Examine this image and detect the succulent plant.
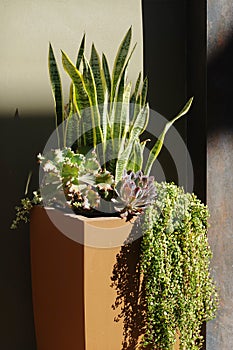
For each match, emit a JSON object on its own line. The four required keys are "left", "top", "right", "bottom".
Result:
{"left": 112, "top": 170, "right": 156, "bottom": 221}
{"left": 39, "top": 150, "right": 156, "bottom": 221}
{"left": 39, "top": 148, "right": 114, "bottom": 212}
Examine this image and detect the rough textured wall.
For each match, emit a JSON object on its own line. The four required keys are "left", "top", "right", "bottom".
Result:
{"left": 207, "top": 0, "right": 233, "bottom": 348}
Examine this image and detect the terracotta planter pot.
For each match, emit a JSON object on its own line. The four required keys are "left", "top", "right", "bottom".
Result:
{"left": 30, "top": 206, "right": 180, "bottom": 350}
{"left": 30, "top": 206, "right": 142, "bottom": 350}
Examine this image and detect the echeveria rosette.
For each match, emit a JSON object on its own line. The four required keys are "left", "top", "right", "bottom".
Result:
{"left": 112, "top": 170, "right": 156, "bottom": 221}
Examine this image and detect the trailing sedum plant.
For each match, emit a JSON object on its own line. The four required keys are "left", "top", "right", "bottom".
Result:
{"left": 140, "top": 182, "right": 219, "bottom": 350}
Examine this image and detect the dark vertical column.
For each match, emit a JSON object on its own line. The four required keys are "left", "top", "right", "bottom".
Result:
{"left": 186, "top": 1, "right": 207, "bottom": 202}
{"left": 142, "top": 0, "right": 187, "bottom": 186}
{"left": 186, "top": 0, "right": 207, "bottom": 349}
{"left": 206, "top": 0, "right": 233, "bottom": 349}
{"left": 186, "top": 3, "right": 207, "bottom": 348}
{"left": 142, "top": 0, "right": 207, "bottom": 196}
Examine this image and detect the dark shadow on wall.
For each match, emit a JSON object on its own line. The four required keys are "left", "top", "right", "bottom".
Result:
{"left": 0, "top": 114, "right": 54, "bottom": 350}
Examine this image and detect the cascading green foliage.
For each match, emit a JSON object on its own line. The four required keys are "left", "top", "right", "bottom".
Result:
{"left": 48, "top": 27, "right": 193, "bottom": 182}
{"left": 140, "top": 182, "right": 219, "bottom": 350}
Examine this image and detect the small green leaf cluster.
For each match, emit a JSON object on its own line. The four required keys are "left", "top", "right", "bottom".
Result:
{"left": 141, "top": 182, "right": 219, "bottom": 349}
{"left": 11, "top": 192, "right": 41, "bottom": 229}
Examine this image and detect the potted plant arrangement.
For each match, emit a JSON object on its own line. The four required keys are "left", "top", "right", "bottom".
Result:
{"left": 12, "top": 27, "right": 218, "bottom": 350}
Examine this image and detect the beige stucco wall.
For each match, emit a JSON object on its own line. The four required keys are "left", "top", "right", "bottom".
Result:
{"left": 0, "top": 0, "right": 143, "bottom": 117}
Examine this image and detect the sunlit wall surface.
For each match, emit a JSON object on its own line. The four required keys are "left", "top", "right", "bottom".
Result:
{"left": 0, "top": 0, "right": 143, "bottom": 117}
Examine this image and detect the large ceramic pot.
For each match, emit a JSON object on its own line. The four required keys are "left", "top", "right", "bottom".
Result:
{"left": 30, "top": 206, "right": 143, "bottom": 350}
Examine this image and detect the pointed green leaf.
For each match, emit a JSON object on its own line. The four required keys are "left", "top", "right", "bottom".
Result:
{"left": 140, "top": 138, "right": 150, "bottom": 154}
{"left": 61, "top": 50, "right": 89, "bottom": 113}
{"left": 48, "top": 43, "right": 63, "bottom": 130}
{"left": 101, "top": 90, "right": 109, "bottom": 167}
{"left": 127, "top": 140, "right": 143, "bottom": 172}
{"left": 144, "top": 97, "right": 194, "bottom": 175}
{"left": 130, "top": 72, "right": 141, "bottom": 123}
{"left": 130, "top": 72, "right": 141, "bottom": 104}
{"left": 65, "top": 112, "right": 81, "bottom": 150}
{"left": 102, "top": 53, "right": 111, "bottom": 95}
{"left": 111, "top": 27, "right": 132, "bottom": 102}
{"left": 90, "top": 44, "right": 104, "bottom": 106}
{"left": 62, "top": 51, "right": 99, "bottom": 149}
{"left": 24, "top": 171, "right": 32, "bottom": 195}
{"left": 141, "top": 77, "right": 148, "bottom": 107}
{"left": 130, "top": 91, "right": 142, "bottom": 132}
{"left": 115, "top": 104, "right": 149, "bottom": 182}
{"left": 83, "top": 56, "right": 104, "bottom": 147}
{"left": 118, "top": 82, "right": 132, "bottom": 139}
{"left": 76, "top": 33, "right": 85, "bottom": 69}
{"left": 82, "top": 56, "right": 98, "bottom": 107}
{"left": 110, "top": 43, "right": 136, "bottom": 136}
{"left": 128, "top": 103, "right": 149, "bottom": 141}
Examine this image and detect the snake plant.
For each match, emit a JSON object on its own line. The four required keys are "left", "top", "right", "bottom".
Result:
{"left": 49, "top": 27, "right": 193, "bottom": 183}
